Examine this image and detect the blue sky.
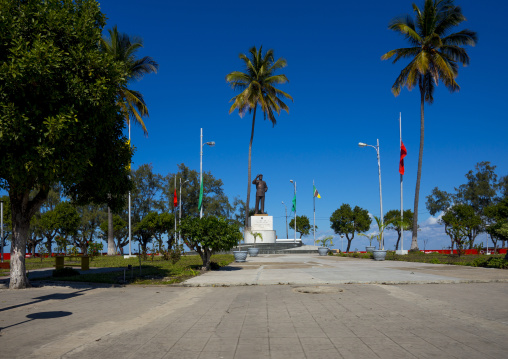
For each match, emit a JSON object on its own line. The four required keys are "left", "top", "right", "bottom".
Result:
{"left": 96, "top": 0, "right": 507, "bottom": 251}
{"left": 6, "top": 0, "right": 507, "bottom": 252}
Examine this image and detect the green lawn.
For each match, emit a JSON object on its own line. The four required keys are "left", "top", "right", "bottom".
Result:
{"left": 1, "top": 254, "right": 235, "bottom": 285}
{"left": 337, "top": 251, "right": 508, "bottom": 268}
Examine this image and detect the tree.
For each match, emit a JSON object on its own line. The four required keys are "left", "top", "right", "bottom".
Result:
{"left": 100, "top": 25, "right": 158, "bottom": 135}
{"left": 36, "top": 202, "right": 80, "bottom": 255}
{"left": 288, "top": 215, "right": 316, "bottom": 239}
{"left": 484, "top": 198, "right": 508, "bottom": 253}
{"left": 162, "top": 164, "right": 236, "bottom": 219}
{"left": 226, "top": 46, "right": 293, "bottom": 227}
{"left": 180, "top": 216, "right": 242, "bottom": 270}
{"left": 134, "top": 212, "right": 175, "bottom": 253}
{"left": 384, "top": 209, "right": 414, "bottom": 250}
{"left": 72, "top": 204, "right": 106, "bottom": 254}
{"left": 100, "top": 27, "right": 158, "bottom": 254}
{"left": 330, "top": 204, "right": 371, "bottom": 252}
{"left": 382, "top": 0, "right": 477, "bottom": 250}
{"left": 440, "top": 204, "right": 481, "bottom": 255}
{"left": 0, "top": 0, "right": 132, "bottom": 288}
{"left": 455, "top": 161, "right": 498, "bottom": 214}
{"left": 0, "top": 195, "right": 12, "bottom": 255}
{"left": 100, "top": 214, "right": 128, "bottom": 254}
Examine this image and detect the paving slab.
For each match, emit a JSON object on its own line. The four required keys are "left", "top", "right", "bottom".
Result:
{"left": 182, "top": 254, "right": 508, "bottom": 286}
{"left": 1, "top": 254, "right": 508, "bottom": 359}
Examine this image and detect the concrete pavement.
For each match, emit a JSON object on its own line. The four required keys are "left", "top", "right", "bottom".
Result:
{"left": 1, "top": 254, "right": 508, "bottom": 358}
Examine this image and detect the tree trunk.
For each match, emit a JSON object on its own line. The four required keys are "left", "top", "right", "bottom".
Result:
{"left": 200, "top": 249, "right": 212, "bottom": 271}
{"left": 107, "top": 206, "right": 115, "bottom": 255}
{"left": 9, "top": 190, "right": 47, "bottom": 289}
{"left": 395, "top": 231, "right": 401, "bottom": 250}
{"left": 346, "top": 238, "right": 353, "bottom": 252}
{"left": 411, "top": 82, "right": 425, "bottom": 250}
{"left": 245, "top": 106, "right": 257, "bottom": 228}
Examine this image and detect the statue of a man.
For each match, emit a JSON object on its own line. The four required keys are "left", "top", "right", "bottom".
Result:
{"left": 252, "top": 174, "right": 268, "bottom": 214}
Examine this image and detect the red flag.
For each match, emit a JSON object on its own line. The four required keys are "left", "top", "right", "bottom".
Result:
{"left": 399, "top": 141, "right": 407, "bottom": 175}
{"left": 173, "top": 189, "right": 178, "bottom": 207}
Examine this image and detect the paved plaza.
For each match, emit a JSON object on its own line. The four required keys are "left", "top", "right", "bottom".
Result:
{"left": 1, "top": 254, "right": 508, "bottom": 358}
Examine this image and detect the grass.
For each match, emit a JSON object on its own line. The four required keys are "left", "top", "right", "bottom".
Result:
{"left": 336, "top": 250, "right": 508, "bottom": 268}
{"left": 1, "top": 254, "right": 235, "bottom": 285}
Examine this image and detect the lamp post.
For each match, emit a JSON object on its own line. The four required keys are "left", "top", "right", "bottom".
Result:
{"left": 179, "top": 178, "right": 189, "bottom": 247}
{"left": 358, "top": 139, "right": 384, "bottom": 250}
{"left": 200, "top": 128, "right": 215, "bottom": 219}
{"left": 289, "top": 180, "right": 296, "bottom": 243}
{"left": 281, "top": 201, "right": 288, "bottom": 239}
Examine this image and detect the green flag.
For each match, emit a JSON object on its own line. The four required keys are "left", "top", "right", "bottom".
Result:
{"left": 291, "top": 194, "right": 296, "bottom": 212}
{"left": 198, "top": 178, "right": 203, "bottom": 212}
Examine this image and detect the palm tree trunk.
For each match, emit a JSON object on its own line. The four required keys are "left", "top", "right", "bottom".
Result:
{"left": 245, "top": 106, "right": 257, "bottom": 228}
{"left": 411, "top": 83, "right": 424, "bottom": 250}
{"left": 107, "top": 206, "right": 115, "bottom": 255}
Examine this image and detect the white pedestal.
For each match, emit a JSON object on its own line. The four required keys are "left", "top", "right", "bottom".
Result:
{"left": 245, "top": 215, "right": 276, "bottom": 244}
{"left": 395, "top": 250, "right": 408, "bottom": 255}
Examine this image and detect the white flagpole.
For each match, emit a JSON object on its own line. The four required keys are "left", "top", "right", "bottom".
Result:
{"left": 313, "top": 180, "right": 316, "bottom": 247}
{"left": 128, "top": 120, "right": 132, "bottom": 256}
{"left": 400, "top": 112, "right": 404, "bottom": 252}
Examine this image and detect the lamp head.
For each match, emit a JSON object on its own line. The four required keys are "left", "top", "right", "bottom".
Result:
{"left": 289, "top": 179, "right": 293, "bottom": 183}
{"left": 206, "top": 141, "right": 215, "bottom": 147}
{"left": 358, "top": 142, "right": 367, "bottom": 147}
{"left": 281, "top": 201, "right": 284, "bottom": 204}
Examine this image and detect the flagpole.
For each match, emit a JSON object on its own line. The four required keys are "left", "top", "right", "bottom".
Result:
{"left": 174, "top": 176, "right": 177, "bottom": 248}
{"left": 399, "top": 112, "right": 404, "bottom": 253}
{"left": 313, "top": 179, "right": 316, "bottom": 247}
{"left": 128, "top": 120, "right": 132, "bottom": 257}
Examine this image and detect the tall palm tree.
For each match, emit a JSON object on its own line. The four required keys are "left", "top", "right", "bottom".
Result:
{"left": 226, "top": 46, "right": 292, "bottom": 227}
{"left": 101, "top": 25, "right": 159, "bottom": 135}
{"left": 382, "top": 0, "right": 476, "bottom": 250}
{"left": 101, "top": 26, "right": 158, "bottom": 254}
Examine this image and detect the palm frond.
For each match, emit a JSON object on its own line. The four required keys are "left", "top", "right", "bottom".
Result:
{"left": 442, "top": 29, "right": 477, "bottom": 47}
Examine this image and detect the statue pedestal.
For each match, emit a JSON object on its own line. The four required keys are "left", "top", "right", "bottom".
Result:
{"left": 244, "top": 215, "right": 276, "bottom": 244}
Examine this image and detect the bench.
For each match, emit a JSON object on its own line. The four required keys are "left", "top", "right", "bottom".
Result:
{"left": 55, "top": 256, "right": 90, "bottom": 270}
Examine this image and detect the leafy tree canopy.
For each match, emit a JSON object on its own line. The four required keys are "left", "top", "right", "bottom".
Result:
{"left": 180, "top": 216, "right": 242, "bottom": 270}
{"left": 288, "top": 215, "right": 316, "bottom": 239}
{"left": 0, "top": 0, "right": 132, "bottom": 288}
{"left": 330, "top": 204, "right": 371, "bottom": 252}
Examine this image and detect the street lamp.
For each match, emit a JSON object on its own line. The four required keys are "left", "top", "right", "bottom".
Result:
{"left": 289, "top": 180, "right": 296, "bottom": 243}
{"left": 200, "top": 128, "right": 215, "bottom": 218}
{"left": 179, "top": 178, "right": 189, "bottom": 247}
{"left": 281, "top": 201, "right": 288, "bottom": 239}
{"left": 358, "top": 139, "right": 385, "bottom": 250}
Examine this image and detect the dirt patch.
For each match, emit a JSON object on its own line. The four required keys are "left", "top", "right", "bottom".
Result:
{"left": 293, "top": 286, "right": 344, "bottom": 294}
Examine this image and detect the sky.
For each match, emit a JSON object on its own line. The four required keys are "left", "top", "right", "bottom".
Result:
{"left": 6, "top": 0, "right": 508, "bottom": 252}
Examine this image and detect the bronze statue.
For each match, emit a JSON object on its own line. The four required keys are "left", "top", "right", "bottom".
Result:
{"left": 252, "top": 174, "right": 268, "bottom": 214}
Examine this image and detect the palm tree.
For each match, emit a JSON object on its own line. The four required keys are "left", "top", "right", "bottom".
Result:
{"left": 101, "top": 26, "right": 158, "bottom": 254}
{"left": 226, "top": 46, "right": 292, "bottom": 227}
{"left": 382, "top": 0, "right": 476, "bottom": 250}
{"left": 101, "top": 25, "right": 159, "bottom": 134}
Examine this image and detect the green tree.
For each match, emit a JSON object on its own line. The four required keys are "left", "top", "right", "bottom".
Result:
{"left": 330, "top": 204, "right": 371, "bottom": 252}
{"left": 0, "top": 0, "right": 132, "bottom": 288}
{"left": 288, "top": 215, "right": 316, "bottom": 239}
{"left": 0, "top": 195, "right": 12, "bottom": 256}
{"left": 384, "top": 209, "right": 414, "bottom": 250}
{"left": 455, "top": 161, "right": 498, "bottom": 214}
{"left": 484, "top": 198, "right": 508, "bottom": 253}
{"left": 440, "top": 203, "right": 481, "bottom": 255}
{"left": 72, "top": 204, "right": 106, "bottom": 254}
{"left": 100, "top": 214, "right": 128, "bottom": 254}
{"left": 36, "top": 202, "right": 80, "bottom": 255}
{"left": 180, "top": 216, "right": 242, "bottom": 270}
{"left": 134, "top": 212, "right": 175, "bottom": 253}
{"left": 226, "top": 46, "right": 292, "bottom": 227}
{"left": 163, "top": 164, "right": 236, "bottom": 219}
{"left": 100, "top": 25, "right": 158, "bottom": 135}
{"left": 382, "top": 0, "right": 477, "bottom": 251}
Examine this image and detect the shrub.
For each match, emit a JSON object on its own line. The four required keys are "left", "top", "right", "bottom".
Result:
{"left": 53, "top": 267, "right": 80, "bottom": 277}
{"left": 352, "top": 253, "right": 360, "bottom": 258}
{"left": 486, "top": 257, "right": 508, "bottom": 269}
{"left": 428, "top": 258, "right": 441, "bottom": 264}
